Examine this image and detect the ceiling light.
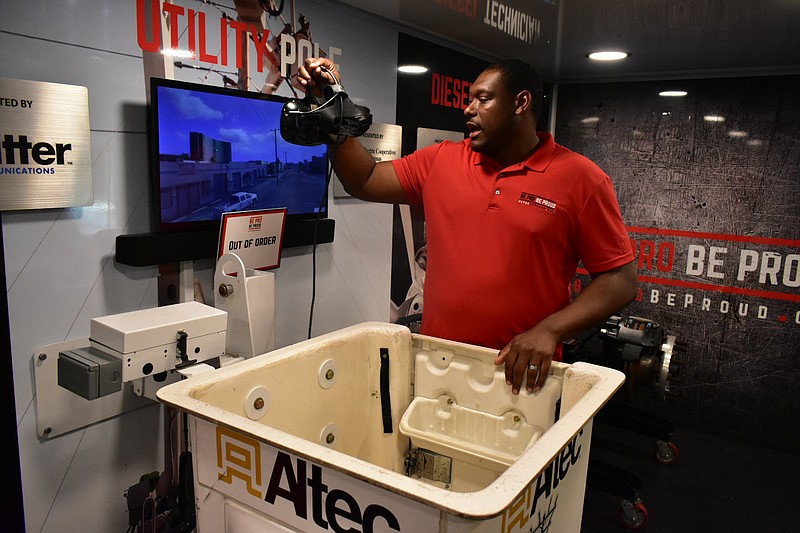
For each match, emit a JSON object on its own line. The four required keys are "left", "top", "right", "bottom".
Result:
{"left": 587, "top": 51, "right": 630, "bottom": 61}
{"left": 728, "top": 130, "right": 748, "bottom": 138}
{"left": 659, "top": 90, "right": 687, "bottom": 97}
{"left": 704, "top": 115, "right": 726, "bottom": 123}
{"left": 398, "top": 65, "right": 428, "bottom": 74}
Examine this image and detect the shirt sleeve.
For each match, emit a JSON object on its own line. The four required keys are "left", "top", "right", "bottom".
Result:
{"left": 391, "top": 142, "right": 448, "bottom": 205}
{"left": 576, "top": 176, "right": 635, "bottom": 273}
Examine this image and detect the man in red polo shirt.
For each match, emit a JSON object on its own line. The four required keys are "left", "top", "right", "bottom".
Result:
{"left": 298, "top": 57, "right": 638, "bottom": 396}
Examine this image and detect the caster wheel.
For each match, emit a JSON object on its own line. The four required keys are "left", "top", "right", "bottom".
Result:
{"left": 619, "top": 499, "right": 648, "bottom": 529}
{"left": 655, "top": 440, "right": 679, "bottom": 465}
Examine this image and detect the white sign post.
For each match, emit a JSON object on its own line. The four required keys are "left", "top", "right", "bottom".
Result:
{"left": 214, "top": 208, "right": 286, "bottom": 358}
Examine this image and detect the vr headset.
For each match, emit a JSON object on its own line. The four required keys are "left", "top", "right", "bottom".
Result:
{"left": 280, "top": 83, "right": 372, "bottom": 146}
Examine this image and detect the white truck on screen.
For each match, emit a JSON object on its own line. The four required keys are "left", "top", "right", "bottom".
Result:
{"left": 213, "top": 192, "right": 258, "bottom": 217}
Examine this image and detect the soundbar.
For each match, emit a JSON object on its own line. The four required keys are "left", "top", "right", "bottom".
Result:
{"left": 115, "top": 218, "right": 335, "bottom": 267}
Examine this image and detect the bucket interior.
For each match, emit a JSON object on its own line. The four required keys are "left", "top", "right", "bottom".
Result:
{"left": 185, "top": 325, "right": 567, "bottom": 493}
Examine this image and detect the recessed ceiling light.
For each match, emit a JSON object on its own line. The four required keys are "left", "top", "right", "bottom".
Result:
{"left": 659, "top": 90, "right": 688, "bottom": 97}
{"left": 398, "top": 65, "right": 428, "bottom": 74}
{"left": 587, "top": 51, "right": 630, "bottom": 61}
{"left": 704, "top": 115, "right": 726, "bottom": 123}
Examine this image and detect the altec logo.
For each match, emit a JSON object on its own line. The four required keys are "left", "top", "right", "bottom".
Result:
{"left": 501, "top": 429, "right": 583, "bottom": 532}
{"left": 216, "top": 426, "right": 401, "bottom": 532}
{"left": 0, "top": 134, "right": 72, "bottom": 165}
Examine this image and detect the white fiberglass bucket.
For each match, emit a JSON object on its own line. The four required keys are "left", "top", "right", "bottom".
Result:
{"left": 156, "top": 322, "right": 624, "bottom": 533}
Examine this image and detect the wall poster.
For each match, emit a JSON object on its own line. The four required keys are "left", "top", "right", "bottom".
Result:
{"left": 556, "top": 75, "right": 800, "bottom": 451}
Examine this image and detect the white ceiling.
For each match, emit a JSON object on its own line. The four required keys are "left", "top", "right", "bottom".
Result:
{"left": 334, "top": 0, "right": 800, "bottom": 82}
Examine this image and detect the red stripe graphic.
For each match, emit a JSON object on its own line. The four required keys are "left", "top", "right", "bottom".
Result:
{"left": 637, "top": 275, "right": 800, "bottom": 303}
{"left": 627, "top": 226, "right": 800, "bottom": 248}
{"left": 576, "top": 268, "right": 800, "bottom": 302}
{"left": 577, "top": 227, "right": 800, "bottom": 303}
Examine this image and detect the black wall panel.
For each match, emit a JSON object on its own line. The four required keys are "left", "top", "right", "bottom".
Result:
{"left": 556, "top": 76, "right": 800, "bottom": 452}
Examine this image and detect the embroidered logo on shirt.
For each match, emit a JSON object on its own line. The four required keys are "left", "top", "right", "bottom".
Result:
{"left": 518, "top": 192, "right": 556, "bottom": 213}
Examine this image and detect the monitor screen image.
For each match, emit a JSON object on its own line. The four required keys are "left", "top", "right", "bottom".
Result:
{"left": 149, "top": 77, "right": 329, "bottom": 233}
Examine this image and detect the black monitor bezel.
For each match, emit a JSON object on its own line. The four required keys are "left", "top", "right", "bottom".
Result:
{"left": 147, "top": 76, "right": 330, "bottom": 236}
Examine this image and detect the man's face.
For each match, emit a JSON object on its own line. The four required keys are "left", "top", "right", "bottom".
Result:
{"left": 464, "top": 67, "right": 518, "bottom": 156}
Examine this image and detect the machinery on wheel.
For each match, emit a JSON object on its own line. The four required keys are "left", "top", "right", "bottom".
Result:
{"left": 597, "top": 315, "right": 685, "bottom": 404}
{"left": 564, "top": 314, "right": 687, "bottom": 529}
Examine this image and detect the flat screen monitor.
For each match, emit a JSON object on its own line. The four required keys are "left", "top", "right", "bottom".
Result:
{"left": 148, "top": 77, "right": 330, "bottom": 234}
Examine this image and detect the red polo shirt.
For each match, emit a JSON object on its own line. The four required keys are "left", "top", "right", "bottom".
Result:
{"left": 392, "top": 132, "right": 634, "bottom": 351}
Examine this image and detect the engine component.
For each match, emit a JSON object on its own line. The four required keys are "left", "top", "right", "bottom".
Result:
{"left": 598, "top": 315, "right": 687, "bottom": 401}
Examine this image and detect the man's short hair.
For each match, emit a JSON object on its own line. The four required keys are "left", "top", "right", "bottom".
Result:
{"left": 486, "top": 59, "right": 543, "bottom": 120}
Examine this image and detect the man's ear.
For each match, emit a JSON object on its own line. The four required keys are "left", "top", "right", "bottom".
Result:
{"left": 515, "top": 90, "right": 532, "bottom": 115}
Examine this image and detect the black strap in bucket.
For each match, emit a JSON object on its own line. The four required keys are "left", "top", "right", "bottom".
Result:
{"left": 380, "top": 347, "right": 393, "bottom": 433}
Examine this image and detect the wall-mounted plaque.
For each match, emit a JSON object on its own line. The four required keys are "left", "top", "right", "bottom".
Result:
{"left": 0, "top": 78, "right": 93, "bottom": 210}
{"left": 333, "top": 123, "right": 402, "bottom": 198}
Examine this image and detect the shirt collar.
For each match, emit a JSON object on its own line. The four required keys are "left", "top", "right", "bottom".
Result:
{"left": 525, "top": 132, "right": 557, "bottom": 172}
{"left": 473, "top": 132, "right": 557, "bottom": 172}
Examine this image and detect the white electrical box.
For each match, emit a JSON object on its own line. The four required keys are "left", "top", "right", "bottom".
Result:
{"left": 90, "top": 301, "right": 227, "bottom": 382}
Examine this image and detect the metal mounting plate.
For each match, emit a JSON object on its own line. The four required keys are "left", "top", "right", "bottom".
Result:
{"left": 33, "top": 337, "right": 154, "bottom": 439}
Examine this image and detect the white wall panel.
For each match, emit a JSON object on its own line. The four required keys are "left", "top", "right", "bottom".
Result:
{"left": 2, "top": 1, "right": 399, "bottom": 531}
{"left": 2, "top": 212, "right": 61, "bottom": 291}
{"left": 38, "top": 405, "right": 164, "bottom": 533}
{"left": 1, "top": 0, "right": 142, "bottom": 57}
{"left": 16, "top": 410, "right": 83, "bottom": 533}
{"left": 0, "top": 33, "right": 148, "bottom": 134}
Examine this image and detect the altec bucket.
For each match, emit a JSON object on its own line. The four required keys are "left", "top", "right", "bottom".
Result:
{"left": 157, "top": 322, "right": 624, "bottom": 532}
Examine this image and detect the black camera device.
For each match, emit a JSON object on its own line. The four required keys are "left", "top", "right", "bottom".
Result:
{"left": 280, "top": 83, "right": 372, "bottom": 146}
